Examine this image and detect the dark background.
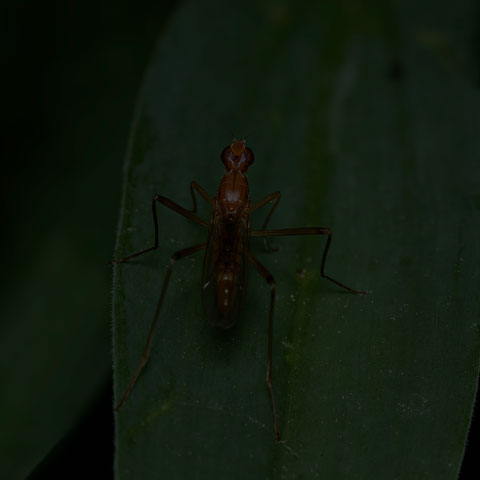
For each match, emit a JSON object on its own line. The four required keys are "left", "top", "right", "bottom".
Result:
{"left": 4, "top": 1, "right": 175, "bottom": 478}
{"left": 3, "top": 1, "right": 478, "bottom": 478}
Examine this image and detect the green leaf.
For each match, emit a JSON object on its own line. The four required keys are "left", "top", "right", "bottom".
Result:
{"left": 113, "top": 0, "right": 480, "bottom": 478}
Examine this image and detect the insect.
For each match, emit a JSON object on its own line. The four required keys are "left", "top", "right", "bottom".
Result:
{"left": 110, "top": 138, "right": 365, "bottom": 441}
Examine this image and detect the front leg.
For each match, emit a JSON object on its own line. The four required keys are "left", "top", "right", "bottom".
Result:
{"left": 251, "top": 191, "right": 281, "bottom": 252}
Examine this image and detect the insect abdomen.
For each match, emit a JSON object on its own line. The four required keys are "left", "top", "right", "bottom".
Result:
{"left": 216, "top": 269, "right": 236, "bottom": 316}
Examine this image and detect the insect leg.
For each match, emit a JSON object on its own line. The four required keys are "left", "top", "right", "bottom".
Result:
{"left": 108, "top": 194, "right": 208, "bottom": 265}
{"left": 190, "top": 181, "right": 213, "bottom": 212}
{"left": 251, "top": 191, "right": 281, "bottom": 252}
{"left": 248, "top": 251, "right": 280, "bottom": 442}
{"left": 250, "top": 227, "right": 366, "bottom": 295}
{"left": 154, "top": 193, "right": 209, "bottom": 227}
{"left": 115, "top": 242, "right": 207, "bottom": 412}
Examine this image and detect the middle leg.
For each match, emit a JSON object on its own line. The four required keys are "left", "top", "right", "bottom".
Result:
{"left": 108, "top": 193, "right": 208, "bottom": 265}
{"left": 250, "top": 227, "right": 366, "bottom": 295}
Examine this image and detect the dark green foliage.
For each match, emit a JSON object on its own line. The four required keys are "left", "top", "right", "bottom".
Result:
{"left": 113, "top": 1, "right": 480, "bottom": 478}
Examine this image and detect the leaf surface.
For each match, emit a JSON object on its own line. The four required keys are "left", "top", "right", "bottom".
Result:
{"left": 113, "top": 1, "right": 480, "bottom": 478}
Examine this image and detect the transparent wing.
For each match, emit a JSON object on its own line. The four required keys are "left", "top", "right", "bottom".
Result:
{"left": 201, "top": 203, "right": 250, "bottom": 329}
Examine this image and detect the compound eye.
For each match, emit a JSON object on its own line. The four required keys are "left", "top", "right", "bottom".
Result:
{"left": 220, "top": 146, "right": 231, "bottom": 166}
{"left": 244, "top": 147, "right": 254, "bottom": 166}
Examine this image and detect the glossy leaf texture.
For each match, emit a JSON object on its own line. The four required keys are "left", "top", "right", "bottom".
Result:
{"left": 112, "top": 0, "right": 480, "bottom": 478}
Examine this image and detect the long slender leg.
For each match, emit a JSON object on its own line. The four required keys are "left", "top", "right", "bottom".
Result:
{"left": 190, "top": 181, "right": 213, "bottom": 211}
{"left": 249, "top": 251, "right": 280, "bottom": 442}
{"left": 250, "top": 227, "right": 366, "bottom": 295}
{"left": 108, "top": 193, "right": 209, "bottom": 265}
{"left": 251, "top": 191, "right": 281, "bottom": 251}
{"left": 154, "top": 193, "right": 209, "bottom": 227}
{"left": 115, "top": 242, "right": 207, "bottom": 411}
